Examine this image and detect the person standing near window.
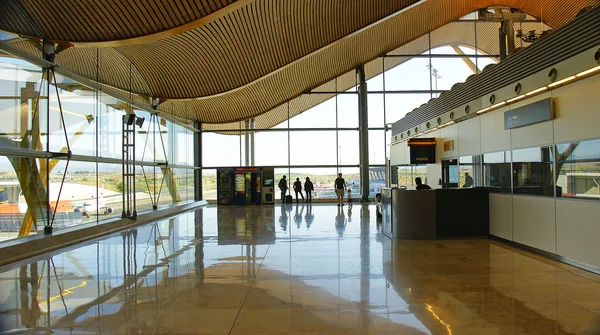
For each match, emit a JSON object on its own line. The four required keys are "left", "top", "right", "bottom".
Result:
{"left": 278, "top": 175, "right": 288, "bottom": 203}
{"left": 293, "top": 177, "right": 304, "bottom": 203}
{"left": 334, "top": 173, "right": 346, "bottom": 206}
{"left": 304, "top": 177, "right": 314, "bottom": 203}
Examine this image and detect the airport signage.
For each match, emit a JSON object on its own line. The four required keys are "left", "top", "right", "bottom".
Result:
{"left": 408, "top": 138, "right": 436, "bottom": 164}
{"left": 505, "top": 98, "right": 554, "bottom": 130}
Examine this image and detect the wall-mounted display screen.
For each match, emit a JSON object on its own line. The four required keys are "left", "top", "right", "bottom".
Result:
{"left": 408, "top": 138, "right": 436, "bottom": 164}
{"left": 264, "top": 178, "right": 274, "bottom": 186}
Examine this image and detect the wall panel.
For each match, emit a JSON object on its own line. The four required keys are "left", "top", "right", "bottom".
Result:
{"left": 457, "top": 116, "right": 481, "bottom": 156}
{"left": 512, "top": 196, "right": 556, "bottom": 253}
{"left": 480, "top": 106, "right": 510, "bottom": 153}
{"left": 556, "top": 199, "right": 600, "bottom": 268}
{"left": 489, "top": 193, "right": 513, "bottom": 240}
{"left": 390, "top": 142, "right": 408, "bottom": 166}
{"left": 553, "top": 75, "right": 600, "bottom": 144}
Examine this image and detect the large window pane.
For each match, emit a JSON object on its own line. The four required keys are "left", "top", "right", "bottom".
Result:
{"left": 385, "top": 93, "right": 432, "bottom": 124}
{"left": 290, "top": 131, "right": 336, "bottom": 166}
{"left": 0, "top": 58, "right": 44, "bottom": 151}
{"left": 274, "top": 168, "right": 290, "bottom": 202}
{"left": 459, "top": 155, "right": 482, "bottom": 188}
{"left": 384, "top": 57, "right": 431, "bottom": 91}
{"left": 202, "top": 132, "right": 241, "bottom": 167}
{"left": 366, "top": 58, "right": 384, "bottom": 92}
{"left": 368, "top": 93, "right": 385, "bottom": 128}
{"left": 512, "top": 146, "right": 554, "bottom": 197}
{"left": 96, "top": 162, "right": 124, "bottom": 221}
{"left": 337, "top": 94, "right": 358, "bottom": 128}
{"left": 484, "top": 151, "right": 512, "bottom": 193}
{"left": 337, "top": 131, "right": 359, "bottom": 165}
{"left": 202, "top": 169, "right": 217, "bottom": 201}
{"left": 431, "top": 56, "right": 478, "bottom": 91}
{"left": 368, "top": 130, "right": 386, "bottom": 165}
{"left": 556, "top": 139, "right": 600, "bottom": 199}
{"left": 48, "top": 84, "right": 97, "bottom": 156}
{"left": 255, "top": 130, "right": 289, "bottom": 166}
{"left": 289, "top": 96, "right": 336, "bottom": 128}
{"left": 98, "top": 93, "right": 126, "bottom": 160}
{"left": 288, "top": 168, "right": 338, "bottom": 200}
{"left": 369, "top": 166, "right": 386, "bottom": 198}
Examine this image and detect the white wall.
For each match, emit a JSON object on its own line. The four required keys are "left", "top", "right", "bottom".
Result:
{"left": 390, "top": 73, "right": 600, "bottom": 270}
{"left": 553, "top": 74, "right": 600, "bottom": 143}
{"left": 390, "top": 141, "right": 408, "bottom": 166}
{"left": 512, "top": 196, "right": 556, "bottom": 253}
{"left": 457, "top": 117, "right": 481, "bottom": 156}
{"left": 489, "top": 194, "right": 513, "bottom": 240}
{"left": 480, "top": 106, "right": 510, "bottom": 153}
{"left": 556, "top": 199, "right": 600, "bottom": 268}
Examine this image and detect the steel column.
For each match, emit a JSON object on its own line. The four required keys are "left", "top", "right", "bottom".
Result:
{"left": 244, "top": 120, "right": 250, "bottom": 167}
{"left": 357, "top": 65, "right": 369, "bottom": 201}
{"left": 194, "top": 121, "right": 202, "bottom": 201}
{"left": 250, "top": 118, "right": 255, "bottom": 166}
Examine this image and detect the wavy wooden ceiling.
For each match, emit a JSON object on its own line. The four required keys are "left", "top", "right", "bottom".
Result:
{"left": 204, "top": 19, "right": 550, "bottom": 132}
{"left": 1, "top": 0, "right": 598, "bottom": 126}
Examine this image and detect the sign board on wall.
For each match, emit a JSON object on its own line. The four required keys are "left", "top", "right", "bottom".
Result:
{"left": 443, "top": 140, "right": 454, "bottom": 152}
{"left": 408, "top": 138, "right": 436, "bottom": 164}
{"left": 504, "top": 98, "right": 554, "bottom": 129}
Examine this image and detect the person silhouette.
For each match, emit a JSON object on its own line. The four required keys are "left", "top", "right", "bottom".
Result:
{"left": 304, "top": 177, "right": 314, "bottom": 203}
{"left": 293, "top": 177, "right": 304, "bottom": 203}
{"left": 415, "top": 177, "right": 431, "bottom": 190}
{"left": 463, "top": 172, "right": 474, "bottom": 188}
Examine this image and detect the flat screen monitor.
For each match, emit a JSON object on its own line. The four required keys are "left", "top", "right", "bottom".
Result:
{"left": 264, "top": 178, "right": 274, "bottom": 186}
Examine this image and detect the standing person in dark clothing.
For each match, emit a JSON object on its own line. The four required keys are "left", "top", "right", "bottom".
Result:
{"left": 278, "top": 175, "right": 288, "bottom": 203}
{"left": 415, "top": 177, "right": 432, "bottom": 190}
{"left": 334, "top": 173, "right": 346, "bottom": 206}
{"left": 463, "top": 172, "right": 474, "bottom": 188}
{"left": 304, "top": 177, "right": 314, "bottom": 203}
{"left": 293, "top": 178, "right": 304, "bottom": 203}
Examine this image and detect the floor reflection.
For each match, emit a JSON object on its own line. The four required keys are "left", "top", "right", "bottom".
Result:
{"left": 0, "top": 204, "right": 598, "bottom": 334}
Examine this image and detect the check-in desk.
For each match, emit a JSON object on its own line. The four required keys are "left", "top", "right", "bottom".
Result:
{"left": 381, "top": 188, "right": 489, "bottom": 239}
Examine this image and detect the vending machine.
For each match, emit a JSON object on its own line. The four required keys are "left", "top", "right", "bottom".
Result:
{"left": 217, "top": 167, "right": 275, "bottom": 206}
{"left": 261, "top": 168, "right": 275, "bottom": 205}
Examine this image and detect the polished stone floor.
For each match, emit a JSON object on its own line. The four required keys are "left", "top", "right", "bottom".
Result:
{"left": 0, "top": 204, "right": 599, "bottom": 334}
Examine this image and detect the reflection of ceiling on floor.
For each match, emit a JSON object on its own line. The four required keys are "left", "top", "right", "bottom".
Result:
{"left": 0, "top": 0, "right": 597, "bottom": 125}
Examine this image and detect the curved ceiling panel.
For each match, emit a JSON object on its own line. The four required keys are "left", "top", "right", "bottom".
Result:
{"left": 1, "top": 0, "right": 597, "bottom": 126}
{"left": 203, "top": 19, "right": 533, "bottom": 131}
{"left": 0, "top": 0, "right": 239, "bottom": 42}
{"left": 165, "top": 0, "right": 598, "bottom": 124}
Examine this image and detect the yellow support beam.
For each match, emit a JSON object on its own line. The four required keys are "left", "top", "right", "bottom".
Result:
{"left": 451, "top": 45, "right": 479, "bottom": 74}
{"left": 161, "top": 167, "right": 182, "bottom": 203}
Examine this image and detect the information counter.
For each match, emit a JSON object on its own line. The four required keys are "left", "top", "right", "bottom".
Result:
{"left": 381, "top": 188, "right": 489, "bottom": 240}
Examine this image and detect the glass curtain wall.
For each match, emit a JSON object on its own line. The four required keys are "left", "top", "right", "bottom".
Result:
{"left": 0, "top": 53, "right": 197, "bottom": 242}
{"left": 201, "top": 19, "right": 498, "bottom": 199}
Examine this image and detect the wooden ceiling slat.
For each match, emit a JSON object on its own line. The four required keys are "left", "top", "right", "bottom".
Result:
{"left": 2, "top": 0, "right": 597, "bottom": 125}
